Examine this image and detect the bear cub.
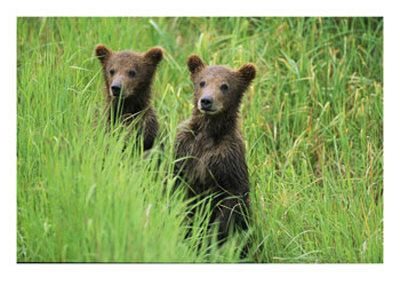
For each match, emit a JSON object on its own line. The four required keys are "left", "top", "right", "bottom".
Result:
{"left": 95, "top": 44, "right": 163, "bottom": 151}
{"left": 174, "top": 55, "right": 256, "bottom": 241}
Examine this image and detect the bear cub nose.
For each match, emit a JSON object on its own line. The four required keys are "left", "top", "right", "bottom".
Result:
{"left": 111, "top": 83, "right": 121, "bottom": 97}
{"left": 200, "top": 96, "right": 213, "bottom": 110}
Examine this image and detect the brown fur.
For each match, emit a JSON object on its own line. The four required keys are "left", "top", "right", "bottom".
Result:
{"left": 94, "top": 44, "right": 163, "bottom": 150}
{"left": 174, "top": 55, "right": 256, "bottom": 240}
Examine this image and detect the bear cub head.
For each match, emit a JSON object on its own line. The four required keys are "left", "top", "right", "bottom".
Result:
{"left": 187, "top": 55, "right": 256, "bottom": 116}
{"left": 95, "top": 44, "right": 163, "bottom": 100}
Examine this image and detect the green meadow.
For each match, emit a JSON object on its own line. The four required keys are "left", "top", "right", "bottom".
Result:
{"left": 17, "top": 17, "right": 383, "bottom": 262}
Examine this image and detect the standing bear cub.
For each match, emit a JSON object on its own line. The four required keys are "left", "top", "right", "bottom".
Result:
{"left": 174, "top": 55, "right": 256, "bottom": 240}
{"left": 95, "top": 44, "right": 163, "bottom": 151}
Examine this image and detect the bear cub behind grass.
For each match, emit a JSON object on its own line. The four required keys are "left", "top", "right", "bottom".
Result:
{"left": 95, "top": 44, "right": 163, "bottom": 151}
{"left": 174, "top": 55, "right": 256, "bottom": 241}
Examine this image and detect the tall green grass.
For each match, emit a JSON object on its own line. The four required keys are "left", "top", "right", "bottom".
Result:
{"left": 17, "top": 17, "right": 383, "bottom": 262}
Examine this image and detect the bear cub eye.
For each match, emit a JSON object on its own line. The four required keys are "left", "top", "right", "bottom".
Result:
{"left": 220, "top": 84, "right": 228, "bottom": 91}
{"left": 128, "top": 69, "right": 136, "bottom": 77}
{"left": 200, "top": 81, "right": 205, "bottom": 88}
{"left": 109, "top": 68, "right": 115, "bottom": 76}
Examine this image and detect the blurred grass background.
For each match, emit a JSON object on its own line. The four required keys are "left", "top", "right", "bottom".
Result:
{"left": 17, "top": 17, "right": 383, "bottom": 262}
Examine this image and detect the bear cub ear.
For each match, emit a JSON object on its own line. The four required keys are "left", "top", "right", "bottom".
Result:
{"left": 144, "top": 47, "right": 163, "bottom": 65}
{"left": 95, "top": 44, "right": 113, "bottom": 64}
{"left": 237, "top": 63, "right": 257, "bottom": 84}
{"left": 187, "top": 55, "right": 206, "bottom": 74}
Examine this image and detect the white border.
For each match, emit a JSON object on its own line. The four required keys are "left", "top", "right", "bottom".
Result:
{"left": 7, "top": 0, "right": 386, "bottom": 16}
{"left": 2, "top": 1, "right": 399, "bottom": 300}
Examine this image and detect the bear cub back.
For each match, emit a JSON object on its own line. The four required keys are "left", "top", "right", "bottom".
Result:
{"left": 174, "top": 55, "right": 256, "bottom": 240}
{"left": 95, "top": 44, "right": 163, "bottom": 151}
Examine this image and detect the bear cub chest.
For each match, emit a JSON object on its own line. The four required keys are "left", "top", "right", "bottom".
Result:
{"left": 180, "top": 131, "right": 233, "bottom": 187}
